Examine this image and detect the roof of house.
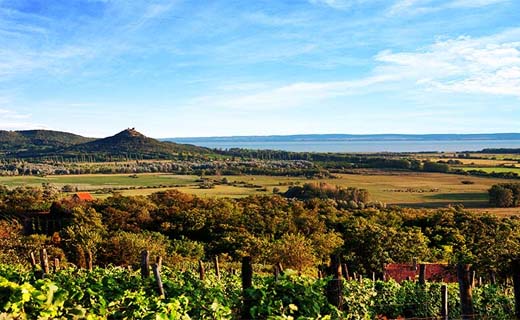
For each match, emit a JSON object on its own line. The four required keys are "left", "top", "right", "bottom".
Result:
{"left": 73, "top": 192, "right": 94, "bottom": 201}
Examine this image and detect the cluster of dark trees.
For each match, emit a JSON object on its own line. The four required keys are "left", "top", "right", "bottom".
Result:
{"left": 489, "top": 183, "right": 520, "bottom": 207}
{"left": 2, "top": 186, "right": 520, "bottom": 278}
{"left": 481, "top": 148, "right": 520, "bottom": 154}
{"left": 284, "top": 182, "right": 369, "bottom": 203}
{"left": 0, "top": 159, "right": 325, "bottom": 178}
{"left": 460, "top": 169, "right": 519, "bottom": 180}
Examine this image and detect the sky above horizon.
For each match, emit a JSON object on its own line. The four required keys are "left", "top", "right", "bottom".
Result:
{"left": 0, "top": 0, "right": 519, "bottom": 138}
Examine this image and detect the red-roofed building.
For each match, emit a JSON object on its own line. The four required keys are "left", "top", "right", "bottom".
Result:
{"left": 72, "top": 192, "right": 94, "bottom": 202}
{"left": 384, "top": 263, "right": 457, "bottom": 283}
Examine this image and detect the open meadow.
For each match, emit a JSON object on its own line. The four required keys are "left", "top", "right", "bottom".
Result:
{"left": 1, "top": 170, "right": 518, "bottom": 214}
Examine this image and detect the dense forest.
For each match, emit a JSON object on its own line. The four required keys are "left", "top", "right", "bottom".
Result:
{"left": 1, "top": 185, "right": 519, "bottom": 279}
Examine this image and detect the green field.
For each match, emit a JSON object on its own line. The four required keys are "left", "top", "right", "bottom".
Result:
{"left": 461, "top": 167, "right": 520, "bottom": 174}
{"left": 0, "top": 174, "right": 197, "bottom": 189}
{"left": 2, "top": 171, "right": 518, "bottom": 213}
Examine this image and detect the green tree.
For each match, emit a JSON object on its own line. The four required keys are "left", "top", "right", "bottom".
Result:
{"left": 489, "top": 185, "right": 514, "bottom": 207}
{"left": 62, "top": 207, "right": 106, "bottom": 267}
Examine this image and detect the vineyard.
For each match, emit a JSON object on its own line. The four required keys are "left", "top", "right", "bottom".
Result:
{"left": 0, "top": 262, "right": 516, "bottom": 319}
{"left": 3, "top": 185, "right": 520, "bottom": 319}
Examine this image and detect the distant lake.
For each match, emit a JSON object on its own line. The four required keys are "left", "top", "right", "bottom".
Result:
{"left": 167, "top": 139, "right": 520, "bottom": 153}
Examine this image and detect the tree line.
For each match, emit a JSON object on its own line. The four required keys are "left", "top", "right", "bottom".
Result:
{"left": 1, "top": 185, "right": 520, "bottom": 279}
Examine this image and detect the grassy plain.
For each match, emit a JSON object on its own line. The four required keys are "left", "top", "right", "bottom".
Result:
{"left": 460, "top": 167, "right": 520, "bottom": 174}
{"left": 0, "top": 174, "right": 195, "bottom": 188}
{"left": 1, "top": 171, "right": 519, "bottom": 214}
{"left": 426, "top": 157, "right": 517, "bottom": 166}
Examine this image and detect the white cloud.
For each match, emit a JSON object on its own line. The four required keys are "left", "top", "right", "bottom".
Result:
{"left": 388, "top": 0, "right": 509, "bottom": 15}
{"left": 448, "top": 0, "right": 509, "bottom": 8}
{"left": 188, "top": 74, "right": 397, "bottom": 110}
{"left": 387, "top": 0, "right": 425, "bottom": 15}
{"left": 374, "top": 29, "right": 520, "bottom": 97}
{"left": 309, "top": 0, "right": 352, "bottom": 9}
{"left": 186, "top": 28, "right": 520, "bottom": 113}
{"left": 308, "top": 0, "right": 381, "bottom": 9}
{"left": 0, "top": 108, "right": 31, "bottom": 120}
{"left": 0, "top": 106, "right": 44, "bottom": 130}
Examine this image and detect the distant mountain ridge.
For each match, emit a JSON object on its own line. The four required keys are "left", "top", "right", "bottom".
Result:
{"left": 0, "top": 128, "right": 210, "bottom": 158}
{"left": 0, "top": 130, "right": 93, "bottom": 151}
{"left": 67, "top": 128, "right": 209, "bottom": 158}
{"left": 167, "top": 133, "right": 520, "bottom": 143}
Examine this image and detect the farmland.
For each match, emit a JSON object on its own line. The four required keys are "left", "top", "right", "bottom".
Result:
{"left": 461, "top": 166, "right": 520, "bottom": 174}
{"left": 1, "top": 170, "right": 518, "bottom": 213}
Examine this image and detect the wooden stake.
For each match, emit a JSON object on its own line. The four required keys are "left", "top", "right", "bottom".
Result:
{"left": 54, "top": 258, "right": 60, "bottom": 272}
{"left": 441, "top": 284, "right": 448, "bottom": 320}
{"left": 141, "top": 250, "right": 150, "bottom": 278}
{"left": 199, "top": 260, "right": 205, "bottom": 280}
{"left": 419, "top": 264, "right": 426, "bottom": 285}
{"left": 512, "top": 259, "right": 520, "bottom": 319}
{"left": 152, "top": 260, "right": 165, "bottom": 297}
{"left": 213, "top": 256, "right": 220, "bottom": 280}
{"left": 156, "top": 256, "right": 162, "bottom": 269}
{"left": 29, "top": 252, "right": 36, "bottom": 270}
{"left": 326, "top": 255, "right": 343, "bottom": 311}
{"left": 40, "top": 249, "right": 49, "bottom": 276}
{"left": 457, "top": 264, "right": 474, "bottom": 320}
{"left": 490, "top": 270, "right": 496, "bottom": 285}
{"left": 342, "top": 263, "right": 350, "bottom": 280}
{"left": 277, "top": 262, "right": 284, "bottom": 274}
{"left": 86, "top": 249, "right": 93, "bottom": 271}
{"left": 241, "top": 256, "right": 253, "bottom": 320}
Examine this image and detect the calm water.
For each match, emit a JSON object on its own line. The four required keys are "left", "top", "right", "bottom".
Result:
{"left": 173, "top": 139, "right": 520, "bottom": 153}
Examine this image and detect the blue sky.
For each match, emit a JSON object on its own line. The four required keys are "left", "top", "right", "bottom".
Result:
{"left": 0, "top": 0, "right": 519, "bottom": 137}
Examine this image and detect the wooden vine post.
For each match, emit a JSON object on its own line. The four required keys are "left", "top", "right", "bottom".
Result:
{"left": 214, "top": 256, "right": 220, "bottom": 280}
{"left": 457, "top": 264, "right": 474, "bottom": 320}
{"left": 441, "top": 284, "right": 448, "bottom": 320}
{"left": 512, "top": 259, "right": 520, "bottom": 319}
{"left": 419, "top": 264, "right": 426, "bottom": 285}
{"left": 29, "top": 252, "right": 37, "bottom": 270}
{"left": 86, "top": 249, "right": 93, "bottom": 272}
{"left": 342, "top": 263, "right": 350, "bottom": 280}
{"left": 54, "top": 258, "right": 60, "bottom": 272}
{"left": 199, "top": 260, "right": 205, "bottom": 281}
{"left": 152, "top": 257, "right": 165, "bottom": 297}
{"left": 326, "top": 255, "right": 343, "bottom": 311}
{"left": 276, "top": 262, "right": 284, "bottom": 274}
{"left": 39, "top": 249, "right": 49, "bottom": 277}
{"left": 489, "top": 270, "right": 497, "bottom": 285}
{"left": 141, "top": 250, "right": 150, "bottom": 278}
{"left": 241, "top": 256, "right": 253, "bottom": 320}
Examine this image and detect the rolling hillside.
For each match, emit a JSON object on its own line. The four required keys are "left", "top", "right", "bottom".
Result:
{"left": 0, "top": 128, "right": 210, "bottom": 159}
{"left": 65, "top": 128, "right": 210, "bottom": 158}
{"left": 0, "top": 129, "right": 93, "bottom": 154}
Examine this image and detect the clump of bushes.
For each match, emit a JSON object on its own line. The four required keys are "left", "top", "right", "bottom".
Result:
{"left": 284, "top": 182, "right": 369, "bottom": 203}
{"left": 489, "top": 183, "right": 520, "bottom": 207}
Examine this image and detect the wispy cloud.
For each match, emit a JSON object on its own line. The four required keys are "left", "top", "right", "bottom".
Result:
{"left": 448, "top": 0, "right": 509, "bottom": 8}
{"left": 388, "top": 0, "right": 509, "bottom": 15}
{"left": 187, "top": 74, "right": 397, "bottom": 111}
{"left": 308, "top": 0, "right": 354, "bottom": 9}
{"left": 374, "top": 28, "right": 520, "bottom": 97}
{"left": 0, "top": 108, "right": 31, "bottom": 120}
{"left": 0, "top": 1, "right": 179, "bottom": 79}
{"left": 186, "top": 27, "right": 520, "bottom": 113}
{"left": 0, "top": 105, "right": 44, "bottom": 130}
